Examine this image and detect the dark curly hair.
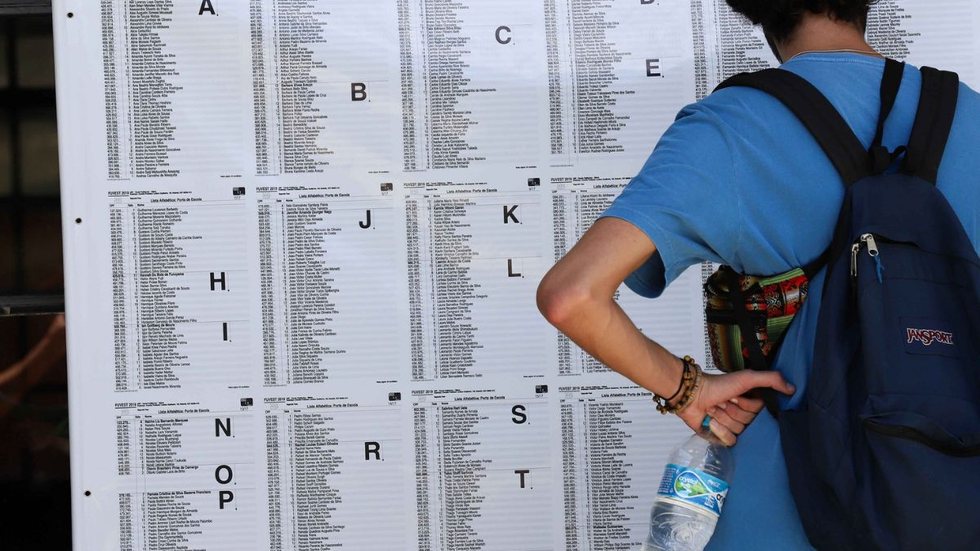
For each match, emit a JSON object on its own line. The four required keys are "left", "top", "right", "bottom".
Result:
{"left": 725, "top": 0, "right": 877, "bottom": 42}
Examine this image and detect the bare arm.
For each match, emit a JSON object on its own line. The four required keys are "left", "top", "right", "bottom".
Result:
{"left": 537, "top": 217, "right": 794, "bottom": 445}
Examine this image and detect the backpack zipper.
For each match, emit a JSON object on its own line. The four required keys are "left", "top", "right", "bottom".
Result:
{"left": 850, "top": 233, "right": 884, "bottom": 282}
{"left": 850, "top": 242, "right": 860, "bottom": 277}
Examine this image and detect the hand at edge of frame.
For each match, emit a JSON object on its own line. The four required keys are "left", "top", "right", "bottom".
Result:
{"left": 676, "top": 370, "right": 796, "bottom": 446}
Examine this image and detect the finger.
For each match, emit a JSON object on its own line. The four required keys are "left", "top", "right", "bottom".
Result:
{"left": 707, "top": 406, "right": 746, "bottom": 435}
{"left": 715, "top": 401, "right": 756, "bottom": 425}
{"left": 731, "top": 395, "right": 764, "bottom": 414}
{"left": 708, "top": 418, "right": 737, "bottom": 447}
{"left": 734, "top": 370, "right": 796, "bottom": 396}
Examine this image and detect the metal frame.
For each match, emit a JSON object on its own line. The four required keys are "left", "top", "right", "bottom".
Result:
{"left": 0, "top": 9, "right": 69, "bottom": 550}
{"left": 0, "top": 1, "right": 51, "bottom": 16}
{"left": 1, "top": 294, "right": 64, "bottom": 316}
{"left": 0, "top": 14, "right": 62, "bottom": 326}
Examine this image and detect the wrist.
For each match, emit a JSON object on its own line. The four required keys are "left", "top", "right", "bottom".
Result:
{"left": 652, "top": 355, "right": 703, "bottom": 415}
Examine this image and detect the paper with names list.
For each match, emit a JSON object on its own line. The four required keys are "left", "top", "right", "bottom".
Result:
{"left": 54, "top": 0, "right": 979, "bottom": 549}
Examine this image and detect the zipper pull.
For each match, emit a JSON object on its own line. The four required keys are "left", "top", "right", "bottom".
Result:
{"left": 860, "top": 233, "right": 885, "bottom": 282}
{"left": 861, "top": 234, "right": 879, "bottom": 257}
{"left": 850, "top": 242, "right": 860, "bottom": 278}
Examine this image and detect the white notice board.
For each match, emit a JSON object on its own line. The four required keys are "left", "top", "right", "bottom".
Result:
{"left": 52, "top": 0, "right": 980, "bottom": 549}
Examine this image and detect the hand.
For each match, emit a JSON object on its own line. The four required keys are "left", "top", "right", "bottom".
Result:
{"left": 676, "top": 370, "right": 796, "bottom": 446}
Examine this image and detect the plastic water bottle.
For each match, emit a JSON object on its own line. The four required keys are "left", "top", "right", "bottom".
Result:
{"left": 643, "top": 429, "right": 734, "bottom": 551}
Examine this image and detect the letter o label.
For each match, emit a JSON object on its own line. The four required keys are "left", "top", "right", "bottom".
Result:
{"left": 215, "top": 464, "right": 234, "bottom": 485}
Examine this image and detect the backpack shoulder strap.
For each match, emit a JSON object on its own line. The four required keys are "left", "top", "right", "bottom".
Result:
{"left": 903, "top": 67, "right": 959, "bottom": 184}
{"left": 716, "top": 68, "right": 871, "bottom": 185}
{"left": 869, "top": 59, "right": 907, "bottom": 173}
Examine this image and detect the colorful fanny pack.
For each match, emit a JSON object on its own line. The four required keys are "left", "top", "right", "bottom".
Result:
{"left": 704, "top": 264, "right": 812, "bottom": 373}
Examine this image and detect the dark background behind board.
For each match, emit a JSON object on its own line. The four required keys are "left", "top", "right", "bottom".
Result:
{"left": 0, "top": 1, "right": 71, "bottom": 549}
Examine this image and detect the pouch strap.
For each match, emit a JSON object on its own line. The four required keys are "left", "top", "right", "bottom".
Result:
{"left": 724, "top": 268, "right": 768, "bottom": 372}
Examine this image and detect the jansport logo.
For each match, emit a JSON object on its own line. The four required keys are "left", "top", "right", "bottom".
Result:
{"left": 906, "top": 328, "right": 954, "bottom": 347}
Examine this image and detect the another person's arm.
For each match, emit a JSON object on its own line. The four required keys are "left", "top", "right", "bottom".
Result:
{"left": 536, "top": 217, "right": 794, "bottom": 445}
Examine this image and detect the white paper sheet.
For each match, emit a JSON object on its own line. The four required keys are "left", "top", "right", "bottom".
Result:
{"left": 53, "top": 0, "right": 979, "bottom": 548}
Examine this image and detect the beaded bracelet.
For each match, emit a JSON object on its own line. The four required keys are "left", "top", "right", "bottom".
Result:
{"left": 653, "top": 357, "right": 689, "bottom": 413}
{"left": 672, "top": 362, "right": 704, "bottom": 414}
{"left": 653, "top": 356, "right": 702, "bottom": 414}
{"left": 664, "top": 360, "right": 688, "bottom": 402}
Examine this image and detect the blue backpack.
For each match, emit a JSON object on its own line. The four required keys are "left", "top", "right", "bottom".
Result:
{"left": 718, "top": 59, "right": 980, "bottom": 549}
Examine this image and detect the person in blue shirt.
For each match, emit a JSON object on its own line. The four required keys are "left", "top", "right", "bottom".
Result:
{"left": 537, "top": 0, "right": 980, "bottom": 548}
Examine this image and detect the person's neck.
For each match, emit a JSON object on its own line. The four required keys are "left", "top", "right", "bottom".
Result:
{"left": 777, "top": 12, "right": 880, "bottom": 62}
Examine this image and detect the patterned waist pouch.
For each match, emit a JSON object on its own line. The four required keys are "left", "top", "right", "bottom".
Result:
{"left": 704, "top": 265, "right": 811, "bottom": 373}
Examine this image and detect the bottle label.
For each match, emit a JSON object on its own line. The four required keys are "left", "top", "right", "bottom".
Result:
{"left": 657, "top": 464, "right": 729, "bottom": 517}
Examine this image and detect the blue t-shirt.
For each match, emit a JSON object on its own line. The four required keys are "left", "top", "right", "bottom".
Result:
{"left": 602, "top": 52, "right": 980, "bottom": 550}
